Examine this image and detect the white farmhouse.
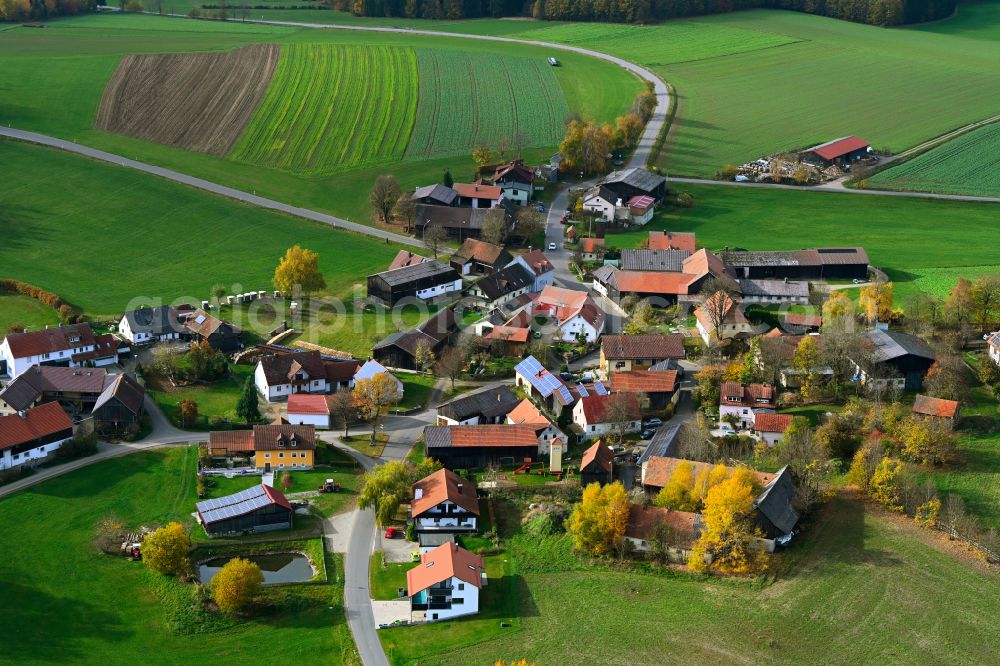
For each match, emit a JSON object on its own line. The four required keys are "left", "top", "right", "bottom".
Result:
{"left": 0, "top": 324, "right": 120, "bottom": 380}
{"left": 118, "top": 305, "right": 183, "bottom": 345}
{"left": 407, "top": 542, "right": 485, "bottom": 622}
{"left": 411, "top": 468, "right": 479, "bottom": 544}
{"left": 0, "top": 402, "right": 74, "bottom": 470}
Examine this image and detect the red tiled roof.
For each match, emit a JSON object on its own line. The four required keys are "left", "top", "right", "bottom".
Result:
{"left": 506, "top": 399, "right": 551, "bottom": 427}
{"left": 627, "top": 195, "right": 655, "bottom": 209}
{"left": 808, "top": 135, "right": 870, "bottom": 161}
{"left": 287, "top": 394, "right": 330, "bottom": 415}
{"left": 610, "top": 370, "right": 678, "bottom": 394}
{"left": 0, "top": 401, "right": 73, "bottom": 451}
{"left": 536, "top": 286, "right": 604, "bottom": 330}
{"left": 448, "top": 424, "right": 541, "bottom": 448}
{"left": 484, "top": 325, "right": 530, "bottom": 343}
{"left": 648, "top": 231, "right": 696, "bottom": 253}
{"left": 615, "top": 271, "right": 693, "bottom": 295}
{"left": 602, "top": 334, "right": 685, "bottom": 361}
{"left": 579, "top": 393, "right": 640, "bottom": 425}
{"left": 453, "top": 183, "right": 502, "bottom": 200}
{"left": 209, "top": 430, "right": 255, "bottom": 452}
{"left": 643, "top": 456, "right": 775, "bottom": 489}
{"left": 388, "top": 250, "right": 428, "bottom": 271}
{"left": 580, "top": 439, "right": 613, "bottom": 474}
{"left": 412, "top": 468, "right": 480, "bottom": 518}
{"left": 753, "top": 413, "right": 793, "bottom": 434}
{"left": 625, "top": 504, "right": 701, "bottom": 546}
{"left": 720, "top": 382, "right": 776, "bottom": 408}
{"left": 262, "top": 484, "right": 293, "bottom": 511}
{"left": 407, "top": 542, "right": 484, "bottom": 595}
{"left": 580, "top": 237, "right": 605, "bottom": 253}
{"left": 912, "top": 394, "right": 959, "bottom": 418}
{"left": 682, "top": 249, "right": 731, "bottom": 282}
{"left": 785, "top": 313, "right": 822, "bottom": 327}
{"left": 4, "top": 324, "right": 96, "bottom": 359}
{"left": 519, "top": 249, "right": 554, "bottom": 276}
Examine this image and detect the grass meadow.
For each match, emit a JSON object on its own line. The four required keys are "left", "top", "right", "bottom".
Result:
{"left": 0, "top": 293, "right": 60, "bottom": 333}
{"left": 914, "top": 0, "right": 1000, "bottom": 40}
{"left": 869, "top": 121, "right": 1000, "bottom": 197}
{"left": 0, "top": 447, "right": 358, "bottom": 664}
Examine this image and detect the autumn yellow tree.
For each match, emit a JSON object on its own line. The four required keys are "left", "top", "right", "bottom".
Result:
{"left": 792, "top": 335, "right": 822, "bottom": 402}
{"left": 899, "top": 417, "right": 956, "bottom": 466}
{"left": 654, "top": 460, "right": 696, "bottom": 511}
{"left": 273, "top": 245, "right": 326, "bottom": 298}
{"left": 688, "top": 468, "right": 766, "bottom": 575}
{"left": 353, "top": 372, "right": 402, "bottom": 445}
{"left": 859, "top": 279, "right": 894, "bottom": 324}
{"left": 567, "top": 482, "right": 630, "bottom": 557}
{"left": 560, "top": 118, "right": 611, "bottom": 176}
{"left": 691, "top": 463, "right": 730, "bottom": 507}
{"left": 211, "top": 557, "right": 265, "bottom": 613}
{"left": 821, "top": 290, "right": 855, "bottom": 330}
{"left": 472, "top": 144, "right": 493, "bottom": 168}
{"left": 870, "top": 457, "right": 905, "bottom": 511}
{"left": 143, "top": 522, "right": 191, "bottom": 576}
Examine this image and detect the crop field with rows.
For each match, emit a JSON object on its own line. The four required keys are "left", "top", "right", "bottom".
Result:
{"left": 869, "top": 122, "right": 1000, "bottom": 197}
{"left": 405, "top": 48, "right": 570, "bottom": 160}
{"left": 231, "top": 43, "right": 418, "bottom": 174}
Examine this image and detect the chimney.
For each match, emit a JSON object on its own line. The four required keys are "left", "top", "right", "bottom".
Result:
{"left": 17, "top": 410, "right": 27, "bottom": 419}
{"left": 456, "top": 483, "right": 463, "bottom": 491}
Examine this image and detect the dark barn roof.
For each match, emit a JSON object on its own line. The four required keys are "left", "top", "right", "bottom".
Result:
{"left": 92, "top": 374, "right": 145, "bottom": 416}
{"left": 371, "top": 260, "right": 458, "bottom": 287}
{"left": 436, "top": 385, "right": 521, "bottom": 422}
{"left": 472, "top": 263, "right": 535, "bottom": 301}
{"left": 867, "top": 329, "right": 935, "bottom": 363}
{"left": 122, "top": 305, "right": 183, "bottom": 337}
{"left": 754, "top": 466, "right": 799, "bottom": 536}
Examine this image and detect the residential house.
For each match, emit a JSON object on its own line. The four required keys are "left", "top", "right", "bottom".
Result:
{"left": 0, "top": 323, "right": 119, "bottom": 379}
{"left": 592, "top": 265, "right": 693, "bottom": 305}
{"left": 353, "top": 359, "right": 403, "bottom": 398}
{"left": 578, "top": 237, "right": 606, "bottom": 262}
{"left": 254, "top": 350, "right": 331, "bottom": 402}
{"left": 505, "top": 398, "right": 567, "bottom": 455}
{"left": 695, "top": 293, "right": 752, "bottom": 344}
{"left": 407, "top": 542, "right": 485, "bottom": 622}
{"left": 513, "top": 355, "right": 575, "bottom": 414}
{"left": 912, "top": 394, "right": 960, "bottom": 429}
{"left": 989, "top": 332, "right": 1000, "bottom": 367}
{"left": 481, "top": 312, "right": 531, "bottom": 356}
{"left": 719, "top": 381, "right": 777, "bottom": 429}
{"left": 183, "top": 310, "right": 242, "bottom": 353}
{"left": 624, "top": 505, "right": 702, "bottom": 561}
{"left": 720, "top": 247, "right": 869, "bottom": 281}
{"left": 620, "top": 249, "right": 690, "bottom": 272}
{"left": 851, "top": 329, "right": 936, "bottom": 391}
{"left": 0, "top": 401, "right": 74, "bottom": 471}
{"left": 467, "top": 263, "right": 536, "bottom": 310}
{"left": 491, "top": 160, "right": 535, "bottom": 206}
{"left": 287, "top": 393, "right": 331, "bottom": 428}
{"left": 366, "top": 261, "right": 462, "bottom": 306}
{"left": 737, "top": 279, "right": 809, "bottom": 305}
{"left": 207, "top": 423, "right": 316, "bottom": 472}
{"left": 572, "top": 393, "right": 641, "bottom": 442}
{"left": 388, "top": 250, "right": 430, "bottom": 271}
{"left": 596, "top": 167, "right": 667, "bottom": 202}
{"left": 751, "top": 413, "right": 793, "bottom": 446}
{"left": 533, "top": 285, "right": 605, "bottom": 342}
{"left": 627, "top": 195, "right": 656, "bottom": 225}
{"left": 412, "top": 184, "right": 458, "bottom": 207}
{"left": 508, "top": 249, "right": 556, "bottom": 291}
{"left": 582, "top": 185, "right": 623, "bottom": 223}
{"left": 610, "top": 370, "right": 679, "bottom": 412}
{"left": 423, "top": 424, "right": 542, "bottom": 469}
{"left": 0, "top": 366, "right": 110, "bottom": 416}
{"left": 648, "top": 231, "right": 696, "bottom": 253}
{"left": 91, "top": 373, "right": 146, "bottom": 435}
{"left": 801, "top": 135, "right": 871, "bottom": 169}
{"left": 415, "top": 200, "right": 517, "bottom": 242}
{"left": 196, "top": 484, "right": 294, "bottom": 538}
{"left": 600, "top": 334, "right": 685, "bottom": 373}
{"left": 373, "top": 309, "right": 457, "bottom": 371}
{"left": 579, "top": 439, "right": 614, "bottom": 486}
{"left": 449, "top": 239, "right": 513, "bottom": 277}
{"left": 118, "top": 305, "right": 183, "bottom": 345}
{"left": 411, "top": 468, "right": 480, "bottom": 539}
{"left": 453, "top": 183, "right": 503, "bottom": 209}
{"left": 436, "top": 385, "right": 520, "bottom": 426}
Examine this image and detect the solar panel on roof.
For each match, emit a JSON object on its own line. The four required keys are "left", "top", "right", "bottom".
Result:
{"left": 576, "top": 383, "right": 589, "bottom": 398}
{"left": 195, "top": 315, "right": 206, "bottom": 324}
{"left": 592, "top": 381, "right": 608, "bottom": 396}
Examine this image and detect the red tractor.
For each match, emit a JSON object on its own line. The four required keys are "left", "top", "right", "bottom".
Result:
{"left": 318, "top": 479, "right": 341, "bottom": 493}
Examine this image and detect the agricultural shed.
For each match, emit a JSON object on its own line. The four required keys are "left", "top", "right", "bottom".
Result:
{"left": 436, "top": 385, "right": 520, "bottom": 426}
{"left": 373, "top": 309, "right": 457, "bottom": 371}
{"left": 366, "top": 261, "right": 462, "bottom": 306}
{"left": 579, "top": 440, "right": 614, "bottom": 486}
{"left": 423, "top": 424, "right": 541, "bottom": 470}
{"left": 287, "top": 394, "right": 331, "bottom": 429}
{"left": 195, "top": 484, "right": 294, "bottom": 538}
{"left": 801, "top": 136, "right": 871, "bottom": 168}
{"left": 91, "top": 374, "right": 146, "bottom": 435}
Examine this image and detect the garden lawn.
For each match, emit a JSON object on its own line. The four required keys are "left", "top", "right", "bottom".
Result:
{"left": 0, "top": 139, "right": 403, "bottom": 318}
{"left": 148, "top": 364, "right": 255, "bottom": 430}
{"left": 0, "top": 293, "right": 59, "bottom": 333}
{"left": 204, "top": 467, "right": 362, "bottom": 517}
{"left": 370, "top": 552, "right": 412, "bottom": 601}
{"left": 0, "top": 447, "right": 358, "bottom": 664}
{"left": 868, "top": 121, "right": 1000, "bottom": 197}
{"left": 232, "top": 43, "right": 418, "bottom": 174}
{"left": 382, "top": 493, "right": 1000, "bottom": 665}
{"left": 406, "top": 48, "right": 569, "bottom": 160}
{"left": 398, "top": 373, "right": 437, "bottom": 410}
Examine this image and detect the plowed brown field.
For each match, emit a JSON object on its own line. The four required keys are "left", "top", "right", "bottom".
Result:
{"left": 94, "top": 44, "right": 279, "bottom": 156}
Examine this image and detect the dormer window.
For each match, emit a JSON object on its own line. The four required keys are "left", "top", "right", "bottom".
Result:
{"left": 290, "top": 437, "right": 297, "bottom": 448}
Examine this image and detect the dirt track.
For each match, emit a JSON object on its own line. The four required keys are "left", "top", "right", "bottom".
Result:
{"left": 94, "top": 44, "right": 279, "bottom": 156}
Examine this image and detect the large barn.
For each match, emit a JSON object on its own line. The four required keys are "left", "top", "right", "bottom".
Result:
{"left": 195, "top": 484, "right": 294, "bottom": 537}
{"left": 801, "top": 135, "right": 871, "bottom": 168}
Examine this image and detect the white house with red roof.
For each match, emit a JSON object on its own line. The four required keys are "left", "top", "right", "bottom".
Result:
{"left": 0, "top": 401, "right": 75, "bottom": 470}
{"left": 572, "top": 393, "right": 641, "bottom": 441}
{"left": 286, "top": 394, "right": 331, "bottom": 428}
{"left": 533, "top": 285, "right": 605, "bottom": 343}
{"left": 752, "top": 413, "right": 793, "bottom": 446}
{"left": 988, "top": 332, "right": 1000, "bottom": 367}
{"left": 407, "top": 541, "right": 485, "bottom": 622}
{"left": 1, "top": 324, "right": 119, "bottom": 380}
{"left": 411, "top": 468, "right": 480, "bottom": 539}
{"left": 719, "top": 381, "right": 777, "bottom": 429}
{"left": 695, "top": 293, "right": 751, "bottom": 344}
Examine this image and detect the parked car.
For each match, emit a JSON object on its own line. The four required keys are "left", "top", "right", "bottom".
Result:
{"left": 548, "top": 242, "right": 557, "bottom": 251}
{"left": 559, "top": 371, "right": 577, "bottom": 381}
{"left": 852, "top": 278, "right": 865, "bottom": 284}
{"left": 547, "top": 56, "right": 559, "bottom": 66}
{"left": 640, "top": 429, "right": 654, "bottom": 440}
{"left": 536, "top": 204, "right": 546, "bottom": 212}
{"left": 643, "top": 418, "right": 663, "bottom": 428}
{"left": 384, "top": 527, "right": 398, "bottom": 539}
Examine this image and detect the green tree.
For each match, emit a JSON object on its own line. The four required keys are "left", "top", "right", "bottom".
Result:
{"left": 211, "top": 557, "right": 264, "bottom": 613}
{"left": 143, "top": 522, "right": 191, "bottom": 576}
{"left": 235, "top": 377, "right": 261, "bottom": 425}
{"left": 358, "top": 459, "right": 440, "bottom": 526}
{"left": 442, "top": 169, "right": 454, "bottom": 188}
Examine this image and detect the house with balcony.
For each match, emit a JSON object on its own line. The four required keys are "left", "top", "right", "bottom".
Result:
{"left": 411, "top": 468, "right": 480, "bottom": 550}
{"left": 0, "top": 323, "right": 119, "bottom": 380}
{"left": 719, "top": 381, "right": 777, "bottom": 429}
{"left": 407, "top": 541, "right": 485, "bottom": 622}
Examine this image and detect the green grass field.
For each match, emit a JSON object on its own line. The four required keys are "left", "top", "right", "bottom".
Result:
{"left": 380, "top": 493, "right": 999, "bottom": 664}
{"left": 148, "top": 364, "right": 255, "bottom": 429}
{"left": 0, "top": 447, "right": 358, "bottom": 664}
{"left": 405, "top": 48, "right": 569, "bottom": 160}
{"left": 233, "top": 43, "right": 418, "bottom": 174}
{"left": 0, "top": 293, "right": 60, "bottom": 333}
{"left": 914, "top": 0, "right": 1000, "bottom": 40}
{"left": 868, "top": 122, "right": 1000, "bottom": 197}
{"left": 0, "top": 139, "right": 402, "bottom": 317}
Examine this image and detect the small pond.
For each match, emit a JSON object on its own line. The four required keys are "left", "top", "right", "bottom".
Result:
{"left": 198, "top": 553, "right": 313, "bottom": 585}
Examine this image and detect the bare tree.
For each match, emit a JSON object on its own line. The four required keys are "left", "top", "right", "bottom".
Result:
{"left": 369, "top": 175, "right": 402, "bottom": 225}
{"left": 699, "top": 277, "right": 739, "bottom": 341}
{"left": 512, "top": 128, "right": 528, "bottom": 159}
{"left": 603, "top": 394, "right": 637, "bottom": 445}
{"left": 422, "top": 224, "right": 449, "bottom": 259}
{"left": 480, "top": 208, "right": 508, "bottom": 247}
{"left": 514, "top": 208, "right": 545, "bottom": 246}
{"left": 330, "top": 389, "right": 356, "bottom": 438}
{"left": 435, "top": 346, "right": 466, "bottom": 390}
{"left": 393, "top": 192, "right": 417, "bottom": 232}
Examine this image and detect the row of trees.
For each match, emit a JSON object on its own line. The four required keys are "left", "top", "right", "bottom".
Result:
{"left": 559, "top": 86, "right": 656, "bottom": 176}
{"left": 328, "top": 0, "right": 953, "bottom": 27}
{"left": 1, "top": 0, "right": 94, "bottom": 21}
